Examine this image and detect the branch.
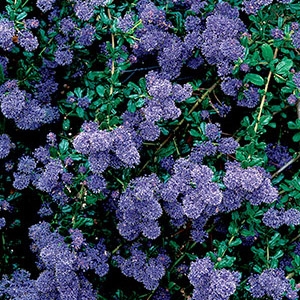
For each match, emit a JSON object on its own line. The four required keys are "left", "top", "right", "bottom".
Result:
{"left": 254, "top": 47, "right": 278, "bottom": 133}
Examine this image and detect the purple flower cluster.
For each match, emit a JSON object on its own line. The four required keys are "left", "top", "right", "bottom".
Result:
{"left": 0, "top": 221, "right": 109, "bottom": 299}
{"left": 138, "top": 71, "right": 192, "bottom": 140}
{"left": 36, "top": 0, "right": 56, "bottom": 12}
{"left": 13, "top": 156, "right": 36, "bottom": 190}
{"left": 201, "top": 3, "right": 246, "bottom": 77}
{"left": 161, "top": 157, "right": 223, "bottom": 238}
{"left": 242, "top": 0, "right": 273, "bottom": 15}
{"left": 238, "top": 85, "right": 260, "bottom": 108}
{"left": 117, "top": 13, "right": 135, "bottom": 33}
{"left": 263, "top": 207, "right": 300, "bottom": 228}
{"left": 190, "top": 137, "right": 239, "bottom": 165}
{"left": 221, "top": 161, "right": 278, "bottom": 211}
{"left": 75, "top": 24, "right": 96, "bottom": 46}
{"left": 132, "top": 0, "right": 203, "bottom": 79}
{"left": 205, "top": 123, "right": 221, "bottom": 141}
{"left": 266, "top": 143, "right": 292, "bottom": 168}
{"left": 188, "top": 257, "right": 240, "bottom": 300}
{"left": 117, "top": 174, "right": 162, "bottom": 240}
{"left": 0, "top": 18, "right": 16, "bottom": 51}
{"left": 18, "top": 30, "right": 39, "bottom": 51}
{"left": 114, "top": 243, "right": 170, "bottom": 290}
{"left": 73, "top": 122, "right": 140, "bottom": 173}
{"left": 0, "top": 134, "right": 13, "bottom": 159}
{"left": 0, "top": 85, "right": 59, "bottom": 130}
{"left": 248, "top": 268, "right": 298, "bottom": 299}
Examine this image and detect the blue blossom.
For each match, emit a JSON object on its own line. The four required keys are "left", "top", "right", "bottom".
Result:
{"left": 76, "top": 24, "right": 96, "bottom": 46}
{"left": 74, "top": 1, "right": 94, "bottom": 21}
{"left": 223, "top": 161, "right": 278, "bottom": 207}
{"left": 248, "top": 268, "right": 297, "bottom": 299}
{"left": 17, "top": 156, "right": 36, "bottom": 174}
{"left": 0, "top": 269, "right": 39, "bottom": 299}
{"left": 201, "top": 3, "right": 245, "bottom": 74}
{"left": 284, "top": 208, "right": 300, "bottom": 226}
{"left": 188, "top": 257, "right": 240, "bottom": 300}
{"left": 1, "top": 87, "right": 27, "bottom": 119}
{"left": 185, "top": 15, "right": 202, "bottom": 32}
{"left": 215, "top": 102, "right": 232, "bottom": 117}
{"left": 287, "top": 94, "right": 298, "bottom": 105}
{"left": 77, "top": 240, "right": 109, "bottom": 277}
{"left": 189, "top": 141, "right": 217, "bottom": 164}
{"left": 115, "top": 244, "right": 169, "bottom": 291}
{"left": 138, "top": 120, "right": 161, "bottom": 141}
{"left": 271, "top": 27, "right": 284, "bottom": 39}
{"left": 292, "top": 30, "right": 300, "bottom": 48}
{"left": 112, "top": 126, "right": 140, "bottom": 167}
{"left": 292, "top": 72, "right": 300, "bottom": 88}
{"left": 191, "top": 216, "right": 209, "bottom": 243}
{"left": 238, "top": 86, "right": 260, "bottom": 108}
{"left": 262, "top": 208, "right": 285, "bottom": 228}
{"left": 60, "top": 17, "right": 76, "bottom": 35}
{"left": 33, "top": 146, "right": 51, "bottom": 164}
{"left": 117, "top": 174, "right": 162, "bottom": 240}
{"left": 54, "top": 45, "right": 73, "bottom": 65}
{"left": 87, "top": 174, "right": 106, "bottom": 194}
{"left": 217, "top": 137, "right": 239, "bottom": 155}
{"left": 117, "top": 13, "right": 135, "bottom": 33}
{"left": 0, "top": 217, "right": 6, "bottom": 229}
{"left": 25, "top": 18, "right": 40, "bottom": 29}
{"left": 160, "top": 155, "right": 175, "bottom": 173}
{"left": 205, "top": 123, "right": 221, "bottom": 141}
{"left": 221, "top": 77, "right": 243, "bottom": 97}
{"left": 0, "top": 134, "right": 13, "bottom": 159}
{"left": 36, "top": 0, "right": 56, "bottom": 12}
{"left": 0, "top": 18, "right": 16, "bottom": 51}
{"left": 88, "top": 151, "right": 110, "bottom": 174}
{"left": 18, "top": 30, "right": 39, "bottom": 51}
{"left": 242, "top": 0, "right": 273, "bottom": 15}
{"left": 34, "top": 78, "right": 58, "bottom": 103}
{"left": 266, "top": 143, "right": 292, "bottom": 168}
{"left": 13, "top": 172, "right": 31, "bottom": 190}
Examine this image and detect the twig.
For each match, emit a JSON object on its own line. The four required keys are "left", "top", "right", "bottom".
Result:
{"left": 271, "top": 152, "right": 300, "bottom": 178}
{"left": 254, "top": 47, "right": 278, "bottom": 133}
{"left": 107, "top": 8, "right": 115, "bottom": 96}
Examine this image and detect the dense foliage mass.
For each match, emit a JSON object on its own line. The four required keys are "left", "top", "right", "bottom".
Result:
{"left": 0, "top": 0, "right": 300, "bottom": 299}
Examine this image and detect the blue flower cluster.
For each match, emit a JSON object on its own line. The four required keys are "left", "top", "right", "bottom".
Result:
{"left": 263, "top": 207, "right": 300, "bottom": 228}
{"left": 0, "top": 134, "right": 13, "bottom": 159}
{"left": 201, "top": 2, "right": 246, "bottom": 77}
{"left": 248, "top": 268, "right": 298, "bottom": 299}
{"left": 114, "top": 243, "right": 170, "bottom": 290}
{"left": 188, "top": 257, "right": 240, "bottom": 300}
{"left": 117, "top": 174, "right": 162, "bottom": 240}
{"left": 0, "top": 222, "right": 109, "bottom": 299}
{"left": 73, "top": 122, "right": 140, "bottom": 171}
{"left": 222, "top": 161, "right": 278, "bottom": 210}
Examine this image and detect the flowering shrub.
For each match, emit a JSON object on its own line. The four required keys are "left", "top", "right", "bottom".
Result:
{"left": 0, "top": 0, "right": 300, "bottom": 299}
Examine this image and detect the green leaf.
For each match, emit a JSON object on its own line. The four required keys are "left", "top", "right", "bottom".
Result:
{"left": 216, "top": 255, "right": 236, "bottom": 268}
{"left": 292, "top": 132, "right": 300, "bottom": 142}
{"left": 275, "top": 58, "right": 293, "bottom": 76}
{"left": 96, "top": 85, "right": 105, "bottom": 97}
{"left": 16, "top": 11, "right": 27, "bottom": 21}
{"left": 261, "top": 43, "right": 273, "bottom": 62}
{"left": 76, "top": 107, "right": 85, "bottom": 118}
{"left": 189, "top": 128, "right": 202, "bottom": 137}
{"left": 244, "top": 73, "right": 265, "bottom": 86}
{"left": 59, "top": 139, "right": 69, "bottom": 154}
